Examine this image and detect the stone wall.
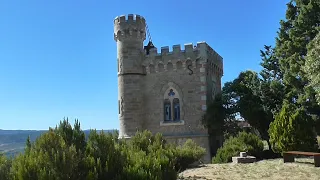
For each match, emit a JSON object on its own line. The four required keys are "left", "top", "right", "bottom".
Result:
{"left": 142, "top": 43, "right": 207, "bottom": 136}
{"left": 206, "top": 45, "right": 223, "bottom": 104}
{"left": 205, "top": 49, "right": 223, "bottom": 105}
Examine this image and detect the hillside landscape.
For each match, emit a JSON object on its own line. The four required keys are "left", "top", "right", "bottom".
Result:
{"left": 0, "top": 129, "right": 116, "bottom": 157}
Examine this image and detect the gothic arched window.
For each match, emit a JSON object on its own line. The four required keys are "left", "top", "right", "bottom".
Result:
{"left": 163, "top": 88, "right": 181, "bottom": 122}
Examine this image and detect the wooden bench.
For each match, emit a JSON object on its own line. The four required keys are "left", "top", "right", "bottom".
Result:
{"left": 283, "top": 151, "right": 320, "bottom": 167}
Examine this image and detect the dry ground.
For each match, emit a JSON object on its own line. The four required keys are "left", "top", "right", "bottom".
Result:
{"left": 179, "top": 158, "right": 320, "bottom": 180}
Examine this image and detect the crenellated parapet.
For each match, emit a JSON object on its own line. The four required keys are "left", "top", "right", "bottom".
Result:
{"left": 142, "top": 42, "right": 223, "bottom": 76}
{"left": 146, "top": 42, "right": 201, "bottom": 58}
{"left": 114, "top": 14, "right": 146, "bottom": 42}
{"left": 143, "top": 42, "right": 203, "bottom": 74}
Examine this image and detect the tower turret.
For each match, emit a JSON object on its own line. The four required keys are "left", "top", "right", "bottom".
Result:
{"left": 114, "top": 14, "right": 146, "bottom": 138}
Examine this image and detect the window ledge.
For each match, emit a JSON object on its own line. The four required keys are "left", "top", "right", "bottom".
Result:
{"left": 160, "top": 120, "right": 185, "bottom": 126}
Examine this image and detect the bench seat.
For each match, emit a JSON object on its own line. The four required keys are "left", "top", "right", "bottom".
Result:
{"left": 283, "top": 151, "right": 320, "bottom": 167}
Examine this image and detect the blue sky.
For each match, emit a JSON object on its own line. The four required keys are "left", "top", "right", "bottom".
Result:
{"left": 0, "top": 0, "right": 288, "bottom": 130}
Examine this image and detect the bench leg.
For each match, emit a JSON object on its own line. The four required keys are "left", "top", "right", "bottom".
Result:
{"left": 314, "top": 156, "right": 320, "bottom": 167}
{"left": 283, "top": 153, "right": 294, "bottom": 163}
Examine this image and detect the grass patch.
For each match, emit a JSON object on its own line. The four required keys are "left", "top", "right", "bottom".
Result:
{"left": 179, "top": 158, "right": 320, "bottom": 180}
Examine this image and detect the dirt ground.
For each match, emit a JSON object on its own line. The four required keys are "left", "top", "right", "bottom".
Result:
{"left": 179, "top": 158, "right": 320, "bottom": 180}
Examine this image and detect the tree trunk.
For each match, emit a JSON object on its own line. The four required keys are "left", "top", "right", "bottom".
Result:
{"left": 267, "top": 139, "right": 272, "bottom": 151}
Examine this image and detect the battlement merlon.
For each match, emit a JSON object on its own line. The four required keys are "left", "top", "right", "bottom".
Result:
{"left": 143, "top": 41, "right": 223, "bottom": 69}
{"left": 114, "top": 14, "right": 146, "bottom": 42}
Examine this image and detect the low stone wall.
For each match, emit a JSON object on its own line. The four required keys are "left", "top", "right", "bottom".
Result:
{"left": 164, "top": 134, "right": 211, "bottom": 163}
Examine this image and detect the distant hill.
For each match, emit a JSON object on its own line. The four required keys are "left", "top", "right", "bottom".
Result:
{"left": 0, "top": 129, "right": 117, "bottom": 157}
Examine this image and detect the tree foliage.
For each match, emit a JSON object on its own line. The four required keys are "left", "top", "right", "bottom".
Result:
{"left": 259, "top": 45, "right": 286, "bottom": 115}
{"left": 276, "top": 0, "right": 320, "bottom": 110}
{"left": 231, "top": 71, "right": 274, "bottom": 142}
{"left": 1, "top": 118, "right": 206, "bottom": 180}
{"left": 202, "top": 91, "right": 240, "bottom": 138}
{"left": 203, "top": 0, "right": 320, "bottom": 154}
{"left": 0, "top": 154, "right": 11, "bottom": 180}
{"left": 212, "top": 131, "right": 264, "bottom": 164}
{"left": 269, "top": 100, "right": 318, "bottom": 153}
{"left": 304, "top": 32, "right": 320, "bottom": 104}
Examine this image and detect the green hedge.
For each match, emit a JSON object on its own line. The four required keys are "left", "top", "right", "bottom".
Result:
{"left": 212, "top": 131, "right": 264, "bottom": 163}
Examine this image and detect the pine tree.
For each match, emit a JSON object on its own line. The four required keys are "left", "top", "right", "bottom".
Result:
{"left": 269, "top": 100, "right": 318, "bottom": 152}
{"left": 259, "top": 45, "right": 286, "bottom": 115}
{"left": 304, "top": 32, "right": 320, "bottom": 104}
{"left": 25, "top": 135, "right": 31, "bottom": 155}
{"left": 275, "top": 0, "right": 320, "bottom": 111}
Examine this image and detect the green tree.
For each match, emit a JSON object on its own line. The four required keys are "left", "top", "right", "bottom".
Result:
{"left": 54, "top": 118, "right": 86, "bottom": 152}
{"left": 202, "top": 93, "right": 225, "bottom": 137}
{"left": 202, "top": 92, "right": 240, "bottom": 137}
{"left": 304, "top": 32, "right": 320, "bottom": 104}
{"left": 202, "top": 82, "right": 243, "bottom": 140}
{"left": 259, "top": 45, "right": 286, "bottom": 115}
{"left": 225, "top": 71, "right": 274, "bottom": 148}
{"left": 275, "top": 0, "right": 320, "bottom": 111}
{"left": 269, "top": 100, "right": 318, "bottom": 153}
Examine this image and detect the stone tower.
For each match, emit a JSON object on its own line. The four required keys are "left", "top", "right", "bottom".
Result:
{"left": 114, "top": 14, "right": 224, "bottom": 163}
{"left": 114, "top": 14, "right": 146, "bottom": 138}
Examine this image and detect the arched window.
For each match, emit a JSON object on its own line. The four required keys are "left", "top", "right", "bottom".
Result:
{"left": 163, "top": 88, "right": 181, "bottom": 122}
{"left": 173, "top": 98, "right": 180, "bottom": 120}
{"left": 164, "top": 99, "right": 171, "bottom": 121}
{"left": 167, "top": 62, "right": 173, "bottom": 71}
{"left": 176, "top": 61, "right": 182, "bottom": 70}
{"left": 158, "top": 63, "right": 164, "bottom": 72}
{"left": 149, "top": 64, "right": 155, "bottom": 73}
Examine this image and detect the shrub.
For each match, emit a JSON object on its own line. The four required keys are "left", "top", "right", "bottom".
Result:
{"left": 124, "top": 131, "right": 206, "bottom": 179}
{"left": 0, "top": 154, "right": 11, "bottom": 180}
{"left": 173, "top": 139, "right": 206, "bottom": 171}
{"left": 260, "top": 150, "right": 281, "bottom": 160}
{"left": 122, "top": 146, "right": 177, "bottom": 180}
{"left": 123, "top": 131, "right": 177, "bottom": 180}
{"left": 128, "top": 131, "right": 167, "bottom": 154}
{"left": 0, "top": 120, "right": 208, "bottom": 180}
{"left": 85, "top": 130, "right": 126, "bottom": 180}
{"left": 212, "top": 131, "right": 264, "bottom": 163}
{"left": 269, "top": 101, "right": 318, "bottom": 153}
